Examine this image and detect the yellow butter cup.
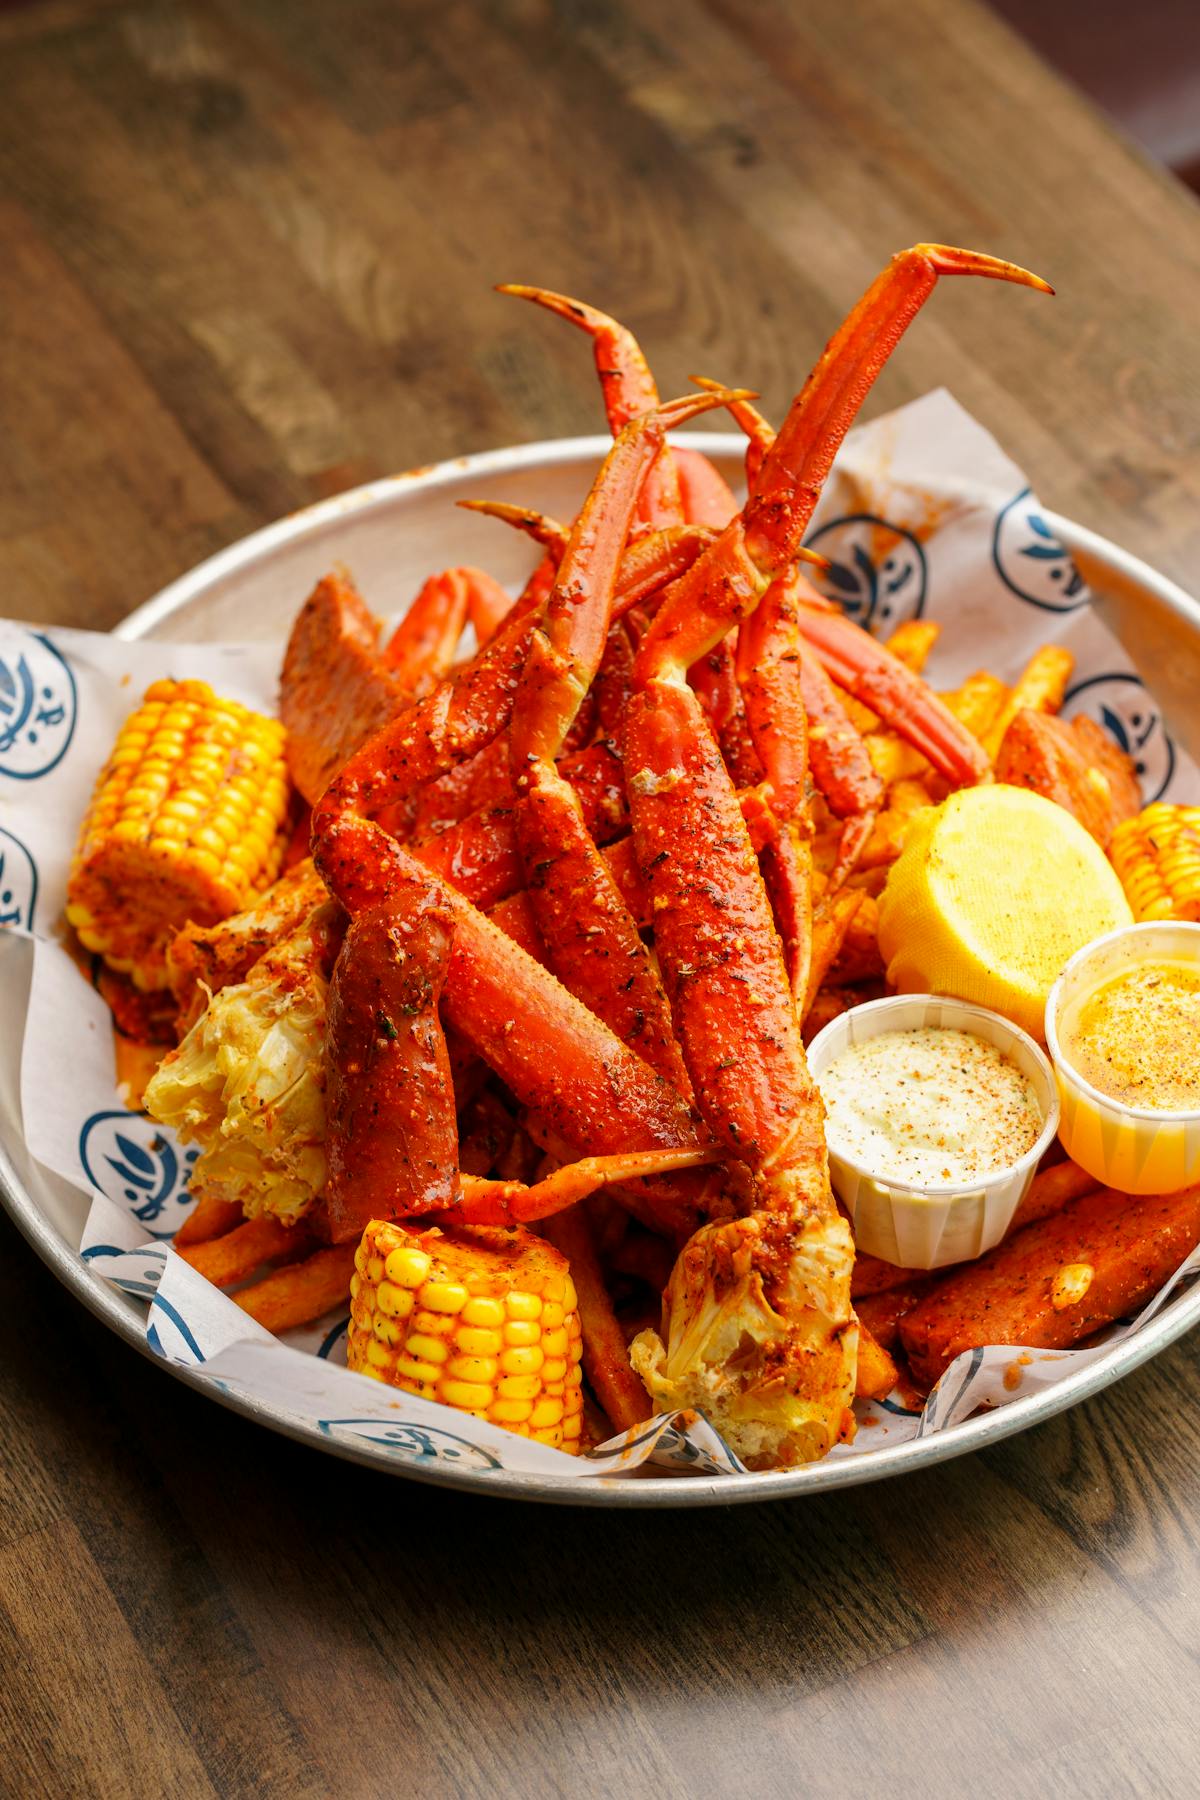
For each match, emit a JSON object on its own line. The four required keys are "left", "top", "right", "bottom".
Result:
{"left": 877, "top": 785, "right": 1132, "bottom": 1041}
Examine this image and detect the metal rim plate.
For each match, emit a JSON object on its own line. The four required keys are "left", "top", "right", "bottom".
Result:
{"left": 5, "top": 432, "right": 1200, "bottom": 1507}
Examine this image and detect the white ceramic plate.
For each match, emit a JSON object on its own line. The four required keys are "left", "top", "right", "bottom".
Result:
{"left": 4, "top": 433, "right": 1200, "bottom": 1507}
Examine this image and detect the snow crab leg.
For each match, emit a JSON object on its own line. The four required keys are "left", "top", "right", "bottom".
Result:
{"left": 623, "top": 244, "right": 1052, "bottom": 1466}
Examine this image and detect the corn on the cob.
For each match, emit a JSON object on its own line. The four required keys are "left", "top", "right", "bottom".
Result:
{"left": 1110, "top": 803, "right": 1200, "bottom": 922}
{"left": 348, "top": 1220, "right": 585, "bottom": 1451}
{"left": 67, "top": 679, "right": 290, "bottom": 989}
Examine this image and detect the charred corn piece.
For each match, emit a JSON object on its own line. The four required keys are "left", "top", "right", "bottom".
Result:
{"left": 67, "top": 680, "right": 290, "bottom": 989}
{"left": 349, "top": 1220, "right": 585, "bottom": 1451}
{"left": 1110, "top": 803, "right": 1200, "bottom": 922}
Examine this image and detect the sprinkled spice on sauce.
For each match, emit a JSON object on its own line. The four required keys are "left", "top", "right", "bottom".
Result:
{"left": 1063, "top": 960, "right": 1200, "bottom": 1111}
{"left": 816, "top": 1026, "right": 1043, "bottom": 1186}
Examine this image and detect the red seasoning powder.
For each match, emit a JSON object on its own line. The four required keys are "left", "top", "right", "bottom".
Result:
{"left": 816, "top": 1026, "right": 1043, "bottom": 1186}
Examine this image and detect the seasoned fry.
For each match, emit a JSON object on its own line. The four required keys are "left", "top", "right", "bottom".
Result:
{"left": 856, "top": 1280, "right": 939, "bottom": 1350}
{"left": 855, "top": 1321, "right": 900, "bottom": 1400}
{"left": 852, "top": 1251, "right": 915, "bottom": 1299}
{"left": 858, "top": 779, "right": 935, "bottom": 869}
{"left": 543, "top": 1204, "right": 650, "bottom": 1433}
{"left": 983, "top": 645, "right": 1075, "bottom": 760}
{"left": 233, "top": 1244, "right": 357, "bottom": 1333}
{"left": 804, "top": 890, "right": 865, "bottom": 1017}
{"left": 1009, "top": 1158, "right": 1098, "bottom": 1232}
{"left": 828, "top": 893, "right": 883, "bottom": 985}
{"left": 174, "top": 1192, "right": 244, "bottom": 1248}
{"left": 942, "top": 670, "right": 1009, "bottom": 742}
{"left": 885, "top": 620, "right": 940, "bottom": 674}
{"left": 900, "top": 1184, "right": 1200, "bottom": 1386}
{"left": 865, "top": 732, "right": 928, "bottom": 787}
{"left": 175, "top": 1215, "right": 309, "bottom": 1287}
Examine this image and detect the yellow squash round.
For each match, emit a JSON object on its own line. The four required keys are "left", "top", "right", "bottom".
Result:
{"left": 877, "top": 784, "right": 1133, "bottom": 1040}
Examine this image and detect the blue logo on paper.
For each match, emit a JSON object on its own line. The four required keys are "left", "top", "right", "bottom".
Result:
{"left": 79, "top": 1111, "right": 199, "bottom": 1238}
{"left": 993, "top": 489, "right": 1088, "bottom": 612}
{"left": 0, "top": 828, "right": 38, "bottom": 930}
{"left": 0, "top": 629, "right": 77, "bottom": 778}
{"left": 804, "top": 514, "right": 928, "bottom": 634}
{"left": 317, "top": 1418, "right": 503, "bottom": 1470}
{"left": 1064, "top": 672, "right": 1175, "bottom": 802}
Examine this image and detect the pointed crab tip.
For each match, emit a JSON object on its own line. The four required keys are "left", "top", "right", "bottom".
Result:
{"left": 912, "top": 244, "right": 1055, "bottom": 294}
{"left": 795, "top": 545, "right": 833, "bottom": 577}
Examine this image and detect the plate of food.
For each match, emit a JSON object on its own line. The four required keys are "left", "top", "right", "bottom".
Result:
{"left": 4, "top": 243, "right": 1200, "bottom": 1505}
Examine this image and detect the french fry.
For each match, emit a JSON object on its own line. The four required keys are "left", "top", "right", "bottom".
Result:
{"left": 866, "top": 732, "right": 929, "bottom": 787}
{"left": 855, "top": 1320, "right": 900, "bottom": 1399}
{"left": 233, "top": 1244, "right": 357, "bottom": 1333}
{"left": 174, "top": 1192, "right": 244, "bottom": 1248}
{"left": 802, "top": 985, "right": 852, "bottom": 1045}
{"left": 942, "top": 670, "right": 1009, "bottom": 743}
{"left": 852, "top": 1251, "right": 916, "bottom": 1299}
{"left": 900, "top": 1184, "right": 1200, "bottom": 1386}
{"left": 885, "top": 619, "right": 941, "bottom": 674}
{"left": 856, "top": 1279, "right": 939, "bottom": 1350}
{"left": 828, "top": 893, "right": 884, "bottom": 985}
{"left": 1009, "top": 1158, "right": 1098, "bottom": 1232}
{"left": 175, "top": 1214, "right": 309, "bottom": 1287}
{"left": 982, "top": 645, "right": 1075, "bottom": 761}
{"left": 803, "top": 889, "right": 865, "bottom": 1017}
{"left": 542, "top": 1204, "right": 650, "bottom": 1433}
{"left": 858, "top": 779, "right": 935, "bottom": 869}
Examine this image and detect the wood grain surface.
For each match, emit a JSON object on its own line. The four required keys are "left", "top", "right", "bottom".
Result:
{"left": 4, "top": 1, "right": 1200, "bottom": 1795}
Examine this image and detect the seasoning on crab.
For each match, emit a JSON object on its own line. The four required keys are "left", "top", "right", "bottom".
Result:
{"left": 67, "top": 679, "right": 291, "bottom": 989}
{"left": 348, "top": 1219, "right": 585, "bottom": 1451}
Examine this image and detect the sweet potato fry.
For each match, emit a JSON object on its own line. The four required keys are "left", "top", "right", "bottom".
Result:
{"left": 174, "top": 1192, "right": 244, "bottom": 1248}
{"left": 852, "top": 1251, "right": 916, "bottom": 1299}
{"left": 885, "top": 619, "right": 941, "bottom": 675}
{"left": 856, "top": 1279, "right": 939, "bottom": 1349}
{"left": 858, "top": 779, "right": 935, "bottom": 869}
{"left": 1009, "top": 1158, "right": 1098, "bottom": 1232}
{"left": 543, "top": 1205, "right": 649, "bottom": 1432}
{"left": 983, "top": 645, "right": 1075, "bottom": 760}
{"left": 803, "top": 889, "right": 865, "bottom": 1017}
{"left": 233, "top": 1244, "right": 357, "bottom": 1333}
{"left": 855, "top": 1321, "right": 900, "bottom": 1399}
{"left": 900, "top": 1184, "right": 1200, "bottom": 1386}
{"left": 175, "top": 1214, "right": 309, "bottom": 1287}
{"left": 865, "top": 732, "right": 929, "bottom": 788}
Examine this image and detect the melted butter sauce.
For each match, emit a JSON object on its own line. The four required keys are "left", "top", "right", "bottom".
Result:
{"left": 817, "top": 1025, "right": 1043, "bottom": 1186}
{"left": 1063, "top": 959, "right": 1200, "bottom": 1111}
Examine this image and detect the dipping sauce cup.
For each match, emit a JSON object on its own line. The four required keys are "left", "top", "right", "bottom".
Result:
{"left": 1045, "top": 921, "right": 1200, "bottom": 1196}
{"left": 807, "top": 994, "right": 1060, "bottom": 1269}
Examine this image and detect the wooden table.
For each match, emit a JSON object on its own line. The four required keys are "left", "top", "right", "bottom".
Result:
{"left": 4, "top": 2, "right": 1200, "bottom": 1793}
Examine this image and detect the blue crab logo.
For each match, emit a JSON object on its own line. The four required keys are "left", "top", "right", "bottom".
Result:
{"left": 803, "top": 514, "right": 928, "bottom": 635}
{"left": 79, "top": 1111, "right": 199, "bottom": 1238}
{"left": 317, "top": 1418, "right": 503, "bottom": 1470}
{"left": 0, "top": 628, "right": 77, "bottom": 779}
{"left": 1063, "top": 673, "right": 1174, "bottom": 803}
{"left": 0, "top": 828, "right": 38, "bottom": 931}
{"left": 993, "top": 489, "right": 1088, "bottom": 612}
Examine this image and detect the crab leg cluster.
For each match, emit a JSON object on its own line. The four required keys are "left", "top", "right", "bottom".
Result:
{"left": 287, "top": 243, "right": 1051, "bottom": 1467}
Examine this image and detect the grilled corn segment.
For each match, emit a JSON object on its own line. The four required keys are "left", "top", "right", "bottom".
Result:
{"left": 1110, "top": 803, "right": 1200, "bottom": 922}
{"left": 67, "top": 679, "right": 290, "bottom": 989}
{"left": 349, "top": 1220, "right": 585, "bottom": 1451}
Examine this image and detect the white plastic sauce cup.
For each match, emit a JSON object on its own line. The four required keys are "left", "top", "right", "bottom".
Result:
{"left": 807, "top": 993, "right": 1060, "bottom": 1269}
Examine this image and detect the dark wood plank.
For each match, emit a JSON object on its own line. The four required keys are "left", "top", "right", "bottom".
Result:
{"left": 5, "top": 0, "right": 1200, "bottom": 1794}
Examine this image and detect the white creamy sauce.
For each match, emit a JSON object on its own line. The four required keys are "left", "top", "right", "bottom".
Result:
{"left": 817, "top": 1025, "right": 1043, "bottom": 1187}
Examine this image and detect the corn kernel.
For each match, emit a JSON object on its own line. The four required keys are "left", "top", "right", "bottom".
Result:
{"left": 489, "top": 1398, "right": 534, "bottom": 1424}
{"left": 497, "top": 1374, "right": 542, "bottom": 1402}
{"left": 502, "top": 1319, "right": 541, "bottom": 1348}
{"left": 405, "top": 1333, "right": 451, "bottom": 1365}
{"left": 446, "top": 1354, "right": 499, "bottom": 1384}
{"left": 541, "top": 1326, "right": 568, "bottom": 1358}
{"left": 541, "top": 1303, "right": 565, "bottom": 1332}
{"left": 375, "top": 1280, "right": 414, "bottom": 1319}
{"left": 541, "top": 1359, "right": 567, "bottom": 1384}
{"left": 440, "top": 1379, "right": 494, "bottom": 1411}
{"left": 395, "top": 1354, "right": 442, "bottom": 1384}
{"left": 367, "top": 1256, "right": 385, "bottom": 1284}
{"left": 505, "top": 1291, "right": 542, "bottom": 1322}
{"left": 385, "top": 1247, "right": 432, "bottom": 1289}
{"left": 529, "top": 1396, "right": 564, "bottom": 1429}
{"left": 419, "top": 1280, "right": 469, "bottom": 1315}
{"left": 372, "top": 1313, "right": 401, "bottom": 1347}
{"left": 457, "top": 1326, "right": 502, "bottom": 1356}
{"left": 500, "top": 1345, "right": 544, "bottom": 1377}
{"left": 366, "top": 1339, "right": 392, "bottom": 1370}
{"left": 411, "top": 1309, "right": 457, "bottom": 1339}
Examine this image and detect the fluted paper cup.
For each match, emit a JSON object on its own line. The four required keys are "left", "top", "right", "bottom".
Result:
{"left": 808, "top": 994, "right": 1060, "bottom": 1269}
{"left": 1045, "top": 921, "right": 1200, "bottom": 1196}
